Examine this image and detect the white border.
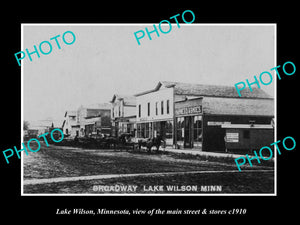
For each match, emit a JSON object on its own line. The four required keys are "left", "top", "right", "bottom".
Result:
{"left": 21, "top": 23, "right": 277, "bottom": 197}
{"left": 21, "top": 24, "right": 24, "bottom": 195}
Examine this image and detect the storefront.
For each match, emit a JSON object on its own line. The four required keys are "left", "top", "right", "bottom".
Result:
{"left": 112, "top": 116, "right": 136, "bottom": 137}
{"left": 136, "top": 119, "right": 173, "bottom": 146}
{"left": 221, "top": 123, "right": 274, "bottom": 154}
{"left": 110, "top": 94, "right": 136, "bottom": 137}
{"left": 174, "top": 98, "right": 203, "bottom": 149}
{"left": 133, "top": 81, "right": 275, "bottom": 152}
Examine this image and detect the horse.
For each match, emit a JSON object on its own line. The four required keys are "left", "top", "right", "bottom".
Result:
{"left": 138, "top": 135, "right": 165, "bottom": 153}
{"left": 105, "top": 133, "right": 136, "bottom": 150}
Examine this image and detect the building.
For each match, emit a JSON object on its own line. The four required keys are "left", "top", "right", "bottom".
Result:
{"left": 135, "top": 83, "right": 174, "bottom": 146}
{"left": 222, "top": 123, "right": 274, "bottom": 153}
{"left": 77, "top": 103, "right": 111, "bottom": 137}
{"left": 110, "top": 94, "right": 136, "bottom": 137}
{"left": 62, "top": 110, "right": 80, "bottom": 138}
{"left": 27, "top": 119, "right": 63, "bottom": 136}
{"left": 134, "top": 81, "right": 274, "bottom": 152}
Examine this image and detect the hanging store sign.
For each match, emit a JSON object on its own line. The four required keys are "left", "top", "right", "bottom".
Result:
{"left": 175, "top": 105, "right": 202, "bottom": 116}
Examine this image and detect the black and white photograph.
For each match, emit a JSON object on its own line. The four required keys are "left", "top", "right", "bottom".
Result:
{"left": 1, "top": 4, "right": 299, "bottom": 221}
{"left": 21, "top": 24, "right": 276, "bottom": 195}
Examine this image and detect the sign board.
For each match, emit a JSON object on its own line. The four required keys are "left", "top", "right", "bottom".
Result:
{"left": 226, "top": 132, "right": 239, "bottom": 143}
{"left": 175, "top": 105, "right": 202, "bottom": 116}
{"left": 208, "top": 121, "right": 231, "bottom": 126}
{"left": 139, "top": 117, "right": 150, "bottom": 122}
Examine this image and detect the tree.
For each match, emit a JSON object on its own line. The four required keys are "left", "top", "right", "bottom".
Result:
{"left": 23, "top": 121, "right": 30, "bottom": 130}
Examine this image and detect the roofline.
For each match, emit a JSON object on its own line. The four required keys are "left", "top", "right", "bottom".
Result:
{"left": 175, "top": 93, "right": 274, "bottom": 100}
{"left": 134, "top": 81, "right": 273, "bottom": 99}
{"left": 203, "top": 113, "right": 274, "bottom": 117}
{"left": 110, "top": 94, "right": 117, "bottom": 103}
{"left": 134, "top": 82, "right": 167, "bottom": 97}
{"left": 134, "top": 89, "right": 157, "bottom": 97}
{"left": 111, "top": 94, "right": 136, "bottom": 103}
{"left": 175, "top": 96, "right": 203, "bottom": 103}
{"left": 110, "top": 94, "right": 125, "bottom": 103}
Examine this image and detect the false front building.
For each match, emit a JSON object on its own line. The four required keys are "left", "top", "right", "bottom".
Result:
{"left": 77, "top": 103, "right": 112, "bottom": 137}
{"left": 62, "top": 110, "right": 80, "bottom": 138}
{"left": 134, "top": 81, "right": 274, "bottom": 152}
{"left": 110, "top": 94, "right": 136, "bottom": 137}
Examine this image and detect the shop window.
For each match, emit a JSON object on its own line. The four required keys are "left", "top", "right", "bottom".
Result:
{"left": 193, "top": 115, "right": 202, "bottom": 143}
{"left": 145, "top": 123, "right": 149, "bottom": 137}
{"left": 165, "top": 120, "right": 173, "bottom": 139}
{"left": 166, "top": 100, "right": 170, "bottom": 114}
{"left": 176, "top": 117, "right": 184, "bottom": 141}
{"left": 153, "top": 121, "right": 159, "bottom": 137}
{"left": 161, "top": 101, "right": 164, "bottom": 115}
{"left": 149, "top": 122, "right": 153, "bottom": 138}
{"left": 137, "top": 123, "right": 141, "bottom": 138}
{"left": 137, "top": 123, "right": 152, "bottom": 138}
{"left": 154, "top": 121, "right": 169, "bottom": 139}
{"left": 141, "top": 123, "right": 146, "bottom": 138}
{"left": 126, "top": 124, "right": 131, "bottom": 133}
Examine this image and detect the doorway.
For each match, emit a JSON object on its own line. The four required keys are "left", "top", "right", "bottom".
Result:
{"left": 184, "top": 116, "right": 192, "bottom": 148}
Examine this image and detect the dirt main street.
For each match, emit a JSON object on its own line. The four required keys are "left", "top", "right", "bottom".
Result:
{"left": 22, "top": 143, "right": 274, "bottom": 194}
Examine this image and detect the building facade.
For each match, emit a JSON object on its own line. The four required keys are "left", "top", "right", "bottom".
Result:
{"left": 135, "top": 84, "right": 174, "bottom": 146}
{"left": 62, "top": 111, "right": 80, "bottom": 138}
{"left": 174, "top": 97, "right": 203, "bottom": 149}
{"left": 77, "top": 103, "right": 111, "bottom": 137}
{"left": 135, "top": 81, "right": 274, "bottom": 152}
{"left": 110, "top": 94, "right": 136, "bottom": 137}
{"left": 201, "top": 96, "right": 274, "bottom": 152}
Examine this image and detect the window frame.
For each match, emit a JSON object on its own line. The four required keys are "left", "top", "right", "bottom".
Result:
{"left": 166, "top": 100, "right": 170, "bottom": 114}
{"left": 138, "top": 104, "right": 141, "bottom": 118}
{"left": 147, "top": 102, "right": 150, "bottom": 116}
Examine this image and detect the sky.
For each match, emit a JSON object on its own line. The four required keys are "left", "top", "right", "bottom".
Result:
{"left": 23, "top": 24, "right": 275, "bottom": 123}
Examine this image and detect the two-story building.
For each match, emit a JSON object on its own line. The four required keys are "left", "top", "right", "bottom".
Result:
{"left": 76, "top": 103, "right": 111, "bottom": 137}
{"left": 135, "top": 81, "right": 274, "bottom": 152}
{"left": 135, "top": 82, "right": 174, "bottom": 146}
{"left": 110, "top": 94, "right": 136, "bottom": 137}
{"left": 62, "top": 110, "right": 80, "bottom": 138}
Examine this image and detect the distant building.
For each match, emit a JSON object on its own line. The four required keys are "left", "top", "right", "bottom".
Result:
{"left": 26, "top": 129, "right": 39, "bottom": 138}
{"left": 27, "top": 119, "right": 62, "bottom": 136}
{"left": 62, "top": 111, "right": 80, "bottom": 138}
{"left": 77, "top": 103, "right": 111, "bottom": 137}
{"left": 134, "top": 81, "right": 274, "bottom": 152}
{"left": 110, "top": 94, "right": 136, "bottom": 137}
